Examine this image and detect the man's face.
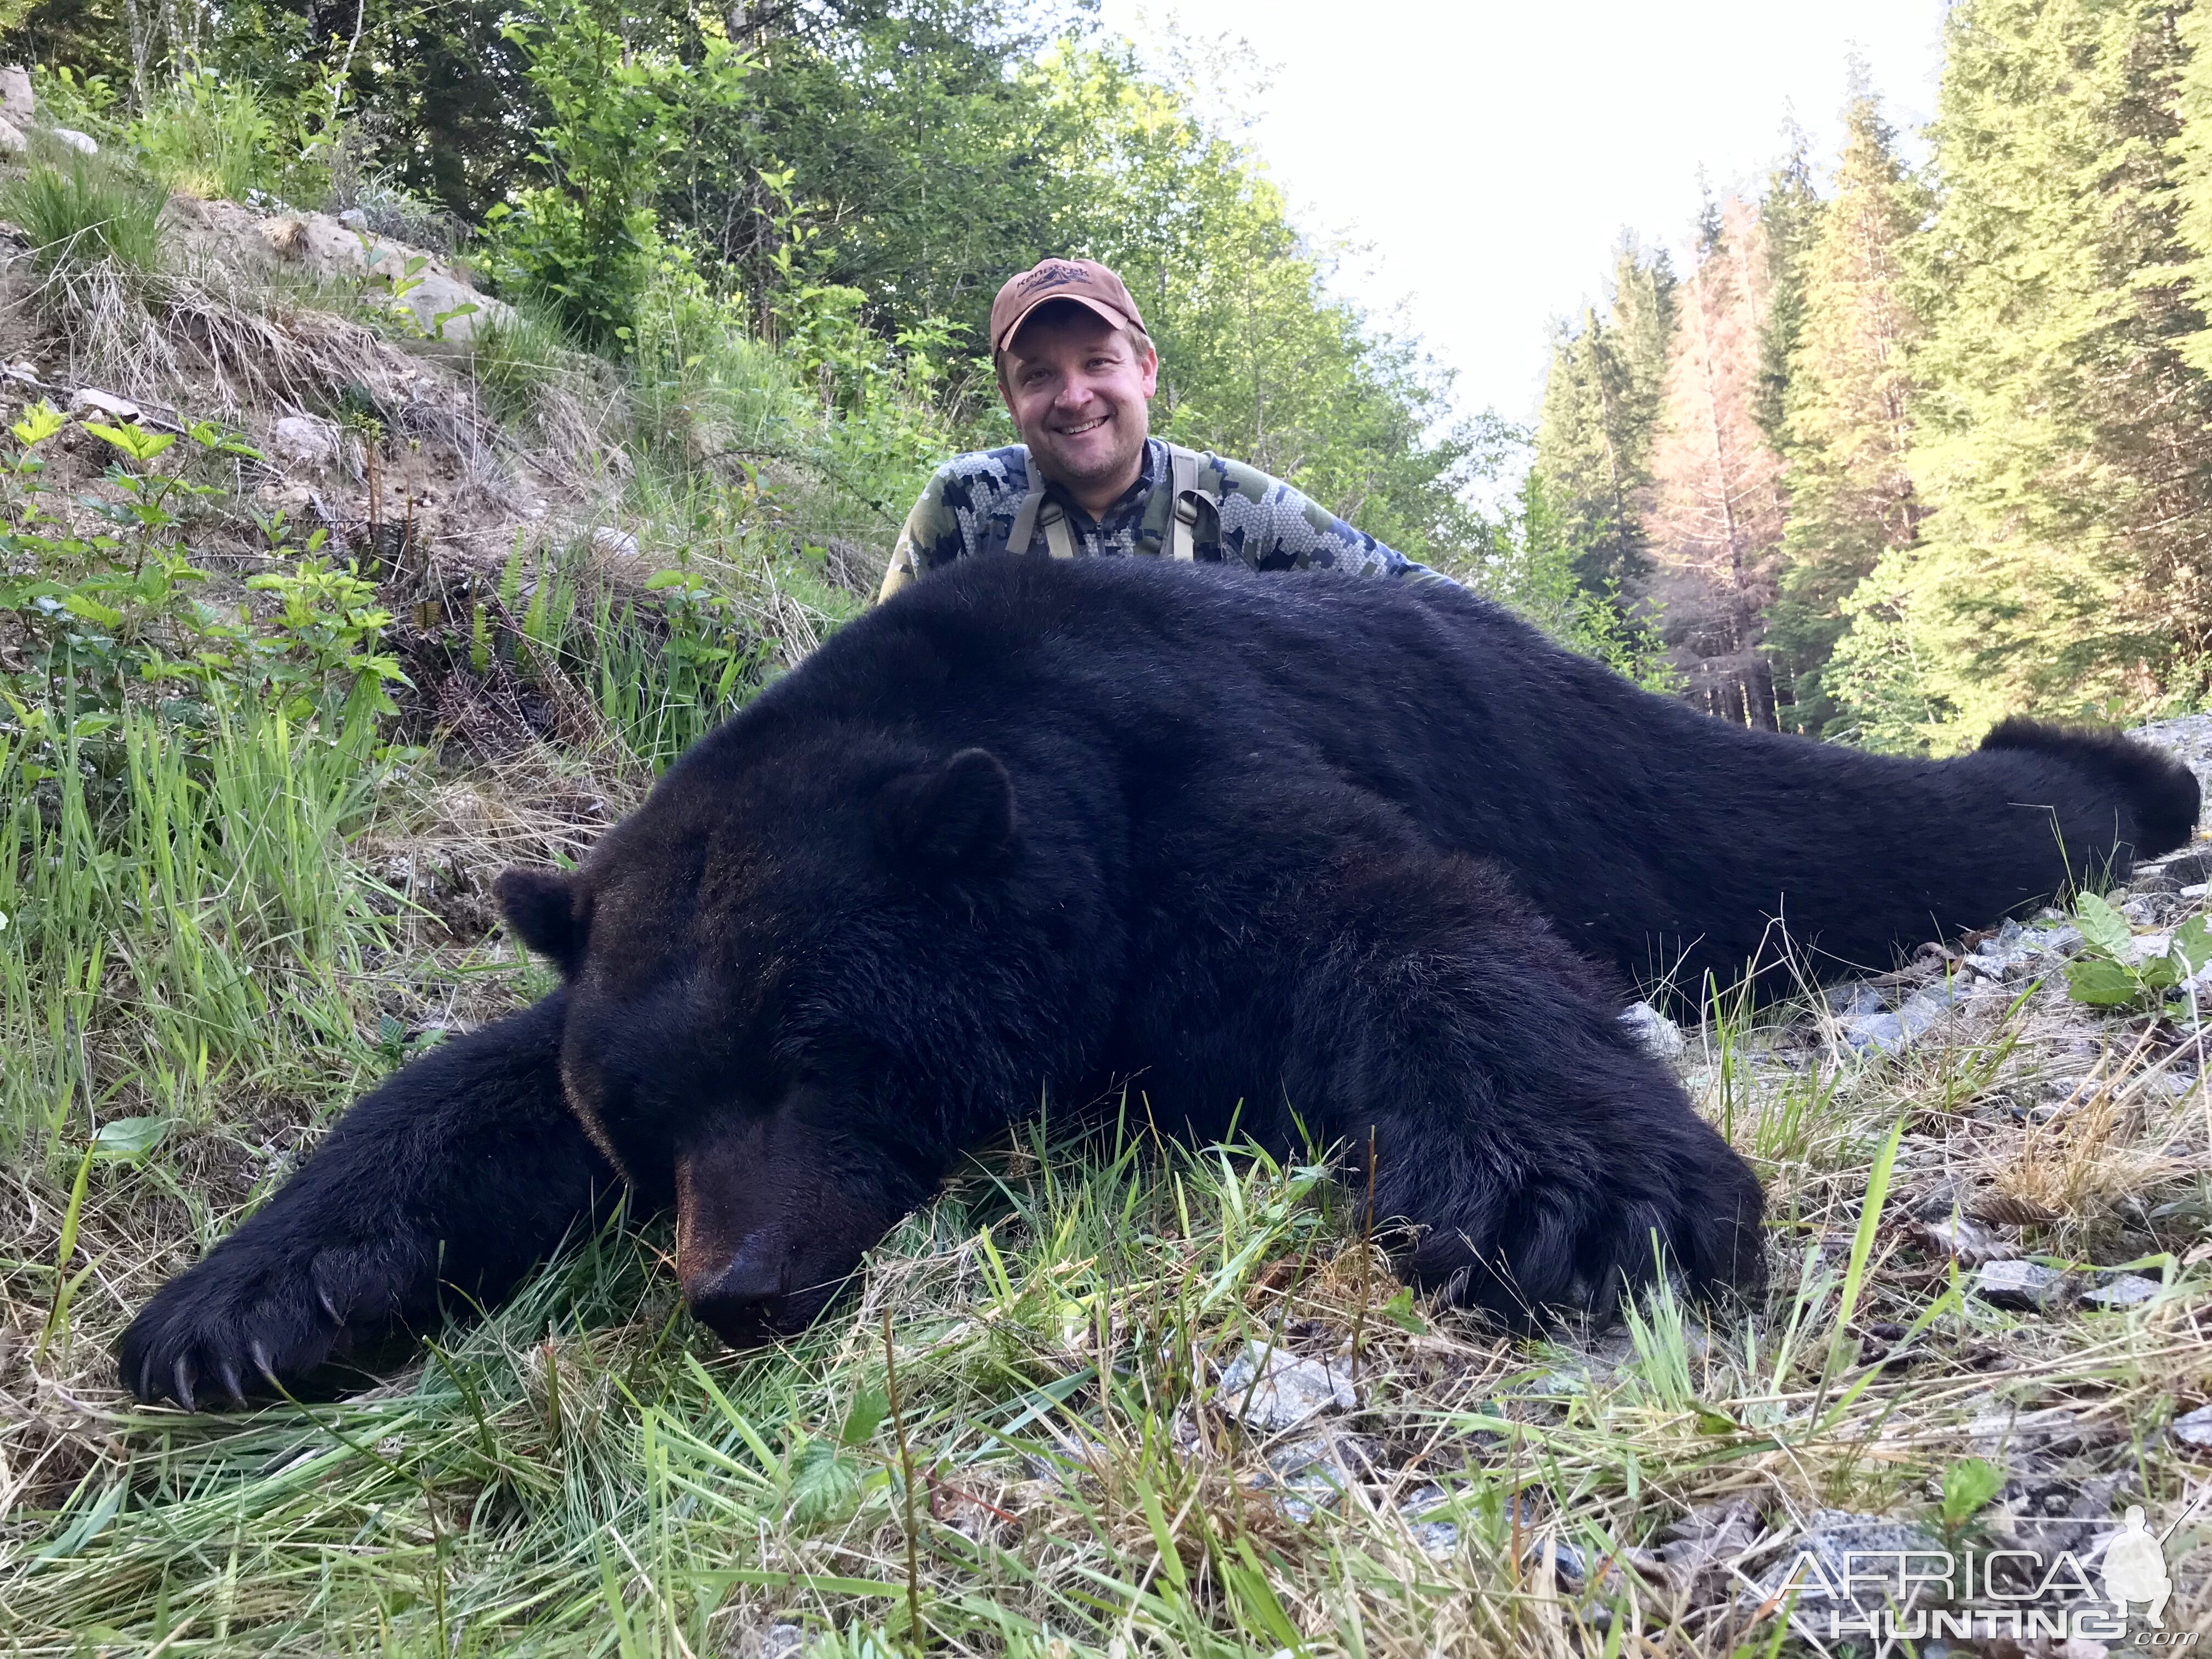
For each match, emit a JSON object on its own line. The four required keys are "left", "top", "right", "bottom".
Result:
{"left": 998, "top": 304, "right": 1159, "bottom": 500}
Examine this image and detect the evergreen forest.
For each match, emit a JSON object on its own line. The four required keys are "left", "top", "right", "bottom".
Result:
{"left": 1534, "top": 4, "right": 2212, "bottom": 751}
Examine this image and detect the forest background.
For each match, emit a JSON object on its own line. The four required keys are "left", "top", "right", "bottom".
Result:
{"left": 7, "top": 0, "right": 2210, "bottom": 753}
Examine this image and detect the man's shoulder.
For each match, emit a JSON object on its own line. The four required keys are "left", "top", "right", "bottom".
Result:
{"left": 1169, "top": 444, "right": 1289, "bottom": 510}
{"left": 925, "top": 444, "right": 1034, "bottom": 503}
{"left": 902, "top": 445, "right": 1034, "bottom": 572}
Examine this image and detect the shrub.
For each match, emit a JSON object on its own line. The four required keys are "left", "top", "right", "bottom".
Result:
{"left": 131, "top": 71, "right": 321, "bottom": 203}
{"left": 1, "top": 154, "right": 166, "bottom": 278}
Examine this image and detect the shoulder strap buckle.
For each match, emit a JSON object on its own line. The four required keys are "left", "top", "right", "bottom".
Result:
{"left": 1165, "top": 443, "right": 1203, "bottom": 562}
{"left": 1006, "top": 453, "right": 1078, "bottom": 560}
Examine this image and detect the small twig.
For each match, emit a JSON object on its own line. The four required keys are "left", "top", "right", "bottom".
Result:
{"left": 882, "top": 1306, "right": 923, "bottom": 1648}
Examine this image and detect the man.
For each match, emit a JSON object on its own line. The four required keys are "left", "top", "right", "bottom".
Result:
{"left": 876, "top": 257, "right": 1443, "bottom": 600}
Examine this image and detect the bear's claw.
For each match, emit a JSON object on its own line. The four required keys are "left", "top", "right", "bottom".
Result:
{"left": 119, "top": 1244, "right": 402, "bottom": 1409}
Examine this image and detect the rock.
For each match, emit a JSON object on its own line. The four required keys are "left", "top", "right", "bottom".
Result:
{"left": 0, "top": 118, "right": 24, "bottom": 159}
{"left": 268, "top": 414, "right": 340, "bottom": 468}
{"left": 1618, "top": 1000, "right": 1684, "bottom": 1059}
{"left": 255, "top": 207, "right": 514, "bottom": 343}
{"left": 1844, "top": 1010, "right": 1906, "bottom": 1055}
{"left": 1973, "top": 1259, "right": 2067, "bottom": 1311}
{"left": 2080, "top": 1274, "right": 2160, "bottom": 1309}
{"left": 731, "top": 1623, "right": 803, "bottom": 1659}
{"left": 1897, "top": 980, "right": 1965, "bottom": 1039}
{"left": 592, "top": 525, "right": 642, "bottom": 563}
{"left": 1212, "top": 1341, "right": 1357, "bottom": 1434}
{"left": 72, "top": 388, "right": 142, "bottom": 422}
{"left": 1265, "top": 1429, "right": 1385, "bottom": 1483}
{"left": 0, "top": 64, "right": 31, "bottom": 126}
{"left": 2038, "top": 923, "right": 2086, "bottom": 957}
{"left": 1914, "top": 1212, "right": 2015, "bottom": 1266}
{"left": 2172, "top": 1403, "right": 2212, "bottom": 1449}
{"left": 1827, "top": 983, "right": 1885, "bottom": 1020}
{"left": 1398, "top": 1484, "right": 1459, "bottom": 1558}
{"left": 48, "top": 126, "right": 96, "bottom": 156}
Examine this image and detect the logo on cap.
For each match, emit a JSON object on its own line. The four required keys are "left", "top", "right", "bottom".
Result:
{"left": 1019, "top": 262, "right": 1093, "bottom": 296}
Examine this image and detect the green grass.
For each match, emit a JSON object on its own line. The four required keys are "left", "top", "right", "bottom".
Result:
{"left": 1, "top": 153, "right": 166, "bottom": 278}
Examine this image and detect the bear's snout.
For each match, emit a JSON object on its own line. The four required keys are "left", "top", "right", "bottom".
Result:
{"left": 684, "top": 1252, "right": 790, "bottom": 1348}
{"left": 670, "top": 1103, "right": 921, "bottom": 1349}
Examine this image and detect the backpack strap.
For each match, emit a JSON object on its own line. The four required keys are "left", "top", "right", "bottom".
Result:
{"left": 1165, "top": 443, "right": 1204, "bottom": 561}
{"left": 1005, "top": 455, "right": 1078, "bottom": 560}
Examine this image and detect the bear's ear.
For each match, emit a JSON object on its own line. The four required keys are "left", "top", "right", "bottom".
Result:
{"left": 495, "top": 866, "right": 590, "bottom": 973}
{"left": 879, "top": 748, "right": 1018, "bottom": 872}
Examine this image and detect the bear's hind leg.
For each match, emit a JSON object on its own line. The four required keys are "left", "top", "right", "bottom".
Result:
{"left": 119, "top": 991, "right": 616, "bottom": 1407}
{"left": 1282, "top": 853, "right": 1764, "bottom": 1325}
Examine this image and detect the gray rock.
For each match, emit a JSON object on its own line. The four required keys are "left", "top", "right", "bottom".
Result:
{"left": 1916, "top": 1212, "right": 2014, "bottom": 1266}
{"left": 2080, "top": 1274, "right": 2161, "bottom": 1309}
{"left": 0, "top": 117, "right": 23, "bottom": 159}
{"left": 71, "top": 387, "right": 140, "bottom": 422}
{"left": 592, "top": 524, "right": 643, "bottom": 564}
{"left": 1213, "top": 1341, "right": 1357, "bottom": 1434}
{"left": 1618, "top": 1000, "right": 1684, "bottom": 1059}
{"left": 0, "top": 63, "right": 31, "bottom": 125}
{"left": 2172, "top": 1403, "right": 2212, "bottom": 1448}
{"left": 1398, "top": 1484, "right": 1459, "bottom": 1559}
{"left": 268, "top": 414, "right": 339, "bottom": 467}
{"left": 47, "top": 125, "right": 95, "bottom": 156}
{"left": 1827, "top": 983, "right": 1886, "bottom": 1020}
{"left": 1973, "top": 1259, "right": 2067, "bottom": 1311}
{"left": 1844, "top": 1011, "right": 1908, "bottom": 1055}
{"left": 1897, "top": 980, "right": 1965, "bottom": 1039}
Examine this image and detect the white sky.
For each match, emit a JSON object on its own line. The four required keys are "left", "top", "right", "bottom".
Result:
{"left": 1094, "top": 0, "right": 1949, "bottom": 430}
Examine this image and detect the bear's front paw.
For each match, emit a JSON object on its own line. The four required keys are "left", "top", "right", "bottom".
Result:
{"left": 119, "top": 1242, "right": 414, "bottom": 1409}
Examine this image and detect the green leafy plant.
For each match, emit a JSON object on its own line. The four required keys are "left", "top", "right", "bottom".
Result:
{"left": 131, "top": 71, "right": 310, "bottom": 202}
{"left": 2063, "top": 890, "right": 2212, "bottom": 1008}
{"left": 486, "top": 0, "right": 748, "bottom": 351}
{"left": 1937, "top": 1456, "right": 2006, "bottom": 1542}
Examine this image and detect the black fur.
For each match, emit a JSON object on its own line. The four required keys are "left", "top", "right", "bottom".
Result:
{"left": 119, "top": 558, "right": 2198, "bottom": 1404}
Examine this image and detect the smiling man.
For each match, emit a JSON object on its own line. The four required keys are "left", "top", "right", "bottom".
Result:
{"left": 876, "top": 257, "right": 1442, "bottom": 600}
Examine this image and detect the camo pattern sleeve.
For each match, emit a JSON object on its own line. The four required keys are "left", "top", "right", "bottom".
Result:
{"left": 877, "top": 447, "right": 1035, "bottom": 601}
{"left": 1199, "top": 452, "right": 1444, "bottom": 582}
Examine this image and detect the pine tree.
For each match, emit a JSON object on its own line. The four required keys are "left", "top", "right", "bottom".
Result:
{"left": 1531, "top": 239, "right": 1676, "bottom": 590}
{"left": 1767, "top": 84, "right": 1931, "bottom": 737}
{"left": 1754, "top": 119, "right": 1821, "bottom": 448}
{"left": 1861, "top": 0, "right": 2212, "bottom": 748}
{"left": 1643, "top": 198, "right": 1787, "bottom": 728}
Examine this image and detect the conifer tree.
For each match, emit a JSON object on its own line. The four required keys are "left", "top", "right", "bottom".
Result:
{"left": 1754, "top": 119, "right": 1821, "bottom": 449}
{"left": 1767, "top": 83, "right": 1930, "bottom": 736}
{"left": 1857, "top": 0, "right": 2212, "bottom": 748}
{"left": 1531, "top": 239, "right": 1676, "bottom": 590}
{"left": 1643, "top": 198, "right": 1787, "bottom": 728}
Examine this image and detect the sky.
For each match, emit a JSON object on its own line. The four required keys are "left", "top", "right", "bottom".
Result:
{"left": 1094, "top": 0, "right": 1950, "bottom": 428}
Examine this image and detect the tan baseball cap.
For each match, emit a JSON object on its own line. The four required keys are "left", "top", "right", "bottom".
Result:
{"left": 989, "top": 258, "right": 1148, "bottom": 354}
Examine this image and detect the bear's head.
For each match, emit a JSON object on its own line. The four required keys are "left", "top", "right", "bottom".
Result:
{"left": 493, "top": 723, "right": 1118, "bottom": 1348}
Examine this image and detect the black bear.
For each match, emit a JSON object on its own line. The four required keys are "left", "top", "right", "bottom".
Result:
{"left": 121, "top": 557, "right": 2198, "bottom": 1407}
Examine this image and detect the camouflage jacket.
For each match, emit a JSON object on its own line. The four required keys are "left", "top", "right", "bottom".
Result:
{"left": 876, "top": 438, "right": 1443, "bottom": 600}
